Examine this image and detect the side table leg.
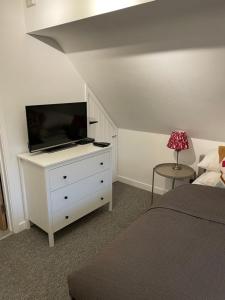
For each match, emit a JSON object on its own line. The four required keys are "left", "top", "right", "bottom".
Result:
{"left": 151, "top": 168, "right": 155, "bottom": 206}
{"left": 193, "top": 171, "right": 197, "bottom": 180}
{"left": 172, "top": 178, "right": 176, "bottom": 189}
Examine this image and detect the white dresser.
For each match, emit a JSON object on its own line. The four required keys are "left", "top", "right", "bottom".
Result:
{"left": 18, "top": 144, "right": 112, "bottom": 247}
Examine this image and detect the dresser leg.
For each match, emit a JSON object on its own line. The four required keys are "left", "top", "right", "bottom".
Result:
{"left": 26, "top": 220, "right": 31, "bottom": 229}
{"left": 151, "top": 168, "right": 155, "bottom": 206}
{"left": 48, "top": 233, "right": 54, "bottom": 247}
{"left": 108, "top": 201, "right": 112, "bottom": 211}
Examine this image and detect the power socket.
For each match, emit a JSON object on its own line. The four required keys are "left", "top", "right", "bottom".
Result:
{"left": 26, "top": 0, "right": 36, "bottom": 8}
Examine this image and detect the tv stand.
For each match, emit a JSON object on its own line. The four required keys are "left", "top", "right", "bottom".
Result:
{"left": 18, "top": 144, "right": 112, "bottom": 247}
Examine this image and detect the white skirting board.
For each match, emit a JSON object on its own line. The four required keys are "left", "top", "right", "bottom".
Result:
{"left": 117, "top": 175, "right": 168, "bottom": 195}
{"left": 15, "top": 220, "right": 29, "bottom": 233}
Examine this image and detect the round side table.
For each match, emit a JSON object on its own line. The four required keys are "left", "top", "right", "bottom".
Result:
{"left": 151, "top": 163, "right": 196, "bottom": 205}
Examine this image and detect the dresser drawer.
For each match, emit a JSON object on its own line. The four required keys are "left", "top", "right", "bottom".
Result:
{"left": 51, "top": 170, "right": 111, "bottom": 213}
{"left": 52, "top": 190, "right": 111, "bottom": 232}
{"left": 49, "top": 152, "right": 110, "bottom": 191}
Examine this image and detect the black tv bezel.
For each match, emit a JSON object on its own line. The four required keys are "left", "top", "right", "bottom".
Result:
{"left": 25, "top": 102, "right": 88, "bottom": 153}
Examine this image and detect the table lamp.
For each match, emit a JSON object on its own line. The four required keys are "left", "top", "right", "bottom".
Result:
{"left": 167, "top": 131, "right": 189, "bottom": 170}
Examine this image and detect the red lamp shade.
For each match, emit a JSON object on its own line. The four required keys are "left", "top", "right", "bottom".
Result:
{"left": 167, "top": 131, "right": 189, "bottom": 151}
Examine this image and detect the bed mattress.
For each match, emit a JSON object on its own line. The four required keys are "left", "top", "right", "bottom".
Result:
{"left": 68, "top": 184, "right": 225, "bottom": 300}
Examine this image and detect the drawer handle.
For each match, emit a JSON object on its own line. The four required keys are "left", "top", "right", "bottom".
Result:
{"left": 63, "top": 176, "right": 67, "bottom": 179}
{"left": 100, "top": 162, "right": 104, "bottom": 166}
{"left": 100, "top": 180, "right": 104, "bottom": 183}
{"left": 101, "top": 197, "right": 104, "bottom": 200}
{"left": 65, "top": 216, "right": 69, "bottom": 219}
{"left": 64, "top": 196, "right": 68, "bottom": 200}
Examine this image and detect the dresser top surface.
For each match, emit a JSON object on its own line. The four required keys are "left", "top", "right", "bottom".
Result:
{"left": 18, "top": 144, "right": 111, "bottom": 168}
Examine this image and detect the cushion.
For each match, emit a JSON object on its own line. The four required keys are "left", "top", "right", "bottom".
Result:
{"left": 217, "top": 158, "right": 225, "bottom": 188}
{"left": 216, "top": 181, "right": 225, "bottom": 189}
{"left": 197, "top": 147, "right": 225, "bottom": 172}
{"left": 219, "top": 146, "right": 225, "bottom": 163}
{"left": 221, "top": 159, "right": 225, "bottom": 182}
{"left": 218, "top": 146, "right": 225, "bottom": 187}
{"left": 193, "top": 171, "right": 221, "bottom": 187}
{"left": 197, "top": 150, "right": 220, "bottom": 172}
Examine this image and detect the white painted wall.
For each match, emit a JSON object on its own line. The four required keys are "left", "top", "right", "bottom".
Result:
{"left": 0, "top": 0, "right": 85, "bottom": 232}
{"left": 25, "top": 0, "right": 155, "bottom": 32}
{"left": 118, "top": 128, "right": 225, "bottom": 194}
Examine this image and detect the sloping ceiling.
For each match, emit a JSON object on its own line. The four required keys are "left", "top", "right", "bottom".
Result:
{"left": 28, "top": 0, "right": 225, "bottom": 141}
{"left": 25, "top": 0, "right": 155, "bottom": 32}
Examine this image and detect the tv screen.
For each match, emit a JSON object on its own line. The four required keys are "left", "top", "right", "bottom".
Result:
{"left": 26, "top": 102, "right": 87, "bottom": 152}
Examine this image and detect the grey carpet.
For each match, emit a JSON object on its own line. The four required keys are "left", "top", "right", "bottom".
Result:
{"left": 0, "top": 182, "right": 156, "bottom": 300}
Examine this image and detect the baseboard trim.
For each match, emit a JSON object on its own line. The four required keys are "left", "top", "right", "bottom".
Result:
{"left": 14, "top": 220, "right": 29, "bottom": 233}
{"left": 117, "top": 175, "right": 167, "bottom": 195}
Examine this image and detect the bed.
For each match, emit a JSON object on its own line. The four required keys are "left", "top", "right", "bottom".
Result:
{"left": 68, "top": 184, "right": 225, "bottom": 300}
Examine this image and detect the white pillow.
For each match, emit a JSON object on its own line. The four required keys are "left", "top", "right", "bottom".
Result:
{"left": 197, "top": 150, "right": 220, "bottom": 172}
{"left": 193, "top": 171, "right": 221, "bottom": 187}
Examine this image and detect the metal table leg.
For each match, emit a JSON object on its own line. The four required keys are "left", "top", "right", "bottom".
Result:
{"left": 172, "top": 178, "right": 176, "bottom": 189}
{"left": 151, "top": 168, "right": 155, "bottom": 206}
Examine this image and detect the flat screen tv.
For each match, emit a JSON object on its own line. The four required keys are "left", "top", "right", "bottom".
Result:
{"left": 26, "top": 102, "right": 87, "bottom": 152}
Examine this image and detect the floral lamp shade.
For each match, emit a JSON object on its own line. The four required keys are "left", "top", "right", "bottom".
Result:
{"left": 167, "top": 131, "right": 189, "bottom": 151}
{"left": 167, "top": 131, "right": 189, "bottom": 170}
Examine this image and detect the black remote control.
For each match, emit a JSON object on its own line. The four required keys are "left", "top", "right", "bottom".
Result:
{"left": 93, "top": 142, "right": 110, "bottom": 148}
{"left": 77, "top": 138, "right": 95, "bottom": 145}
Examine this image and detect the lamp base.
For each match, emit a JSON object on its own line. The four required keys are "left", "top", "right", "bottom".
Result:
{"left": 173, "top": 164, "right": 182, "bottom": 170}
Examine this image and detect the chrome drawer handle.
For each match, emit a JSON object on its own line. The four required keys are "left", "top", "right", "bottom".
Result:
{"left": 65, "top": 216, "right": 69, "bottom": 219}
{"left": 63, "top": 176, "right": 67, "bottom": 179}
{"left": 64, "top": 196, "right": 68, "bottom": 200}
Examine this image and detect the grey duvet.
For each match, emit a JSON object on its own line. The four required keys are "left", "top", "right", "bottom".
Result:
{"left": 68, "top": 184, "right": 225, "bottom": 300}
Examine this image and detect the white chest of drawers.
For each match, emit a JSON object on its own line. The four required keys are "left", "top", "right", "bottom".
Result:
{"left": 18, "top": 145, "right": 112, "bottom": 247}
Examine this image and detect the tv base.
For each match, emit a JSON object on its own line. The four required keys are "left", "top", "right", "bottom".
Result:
{"left": 44, "top": 142, "right": 78, "bottom": 153}
{"left": 77, "top": 138, "right": 95, "bottom": 145}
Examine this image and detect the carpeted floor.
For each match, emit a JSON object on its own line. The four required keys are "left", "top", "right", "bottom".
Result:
{"left": 0, "top": 229, "right": 11, "bottom": 240}
{"left": 0, "top": 182, "right": 156, "bottom": 300}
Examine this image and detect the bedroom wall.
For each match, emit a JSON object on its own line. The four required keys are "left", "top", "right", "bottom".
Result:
{"left": 118, "top": 129, "right": 225, "bottom": 194}
{"left": 0, "top": 0, "right": 85, "bottom": 232}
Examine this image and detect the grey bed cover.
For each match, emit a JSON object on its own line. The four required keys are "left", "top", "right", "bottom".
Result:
{"left": 68, "top": 184, "right": 225, "bottom": 300}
